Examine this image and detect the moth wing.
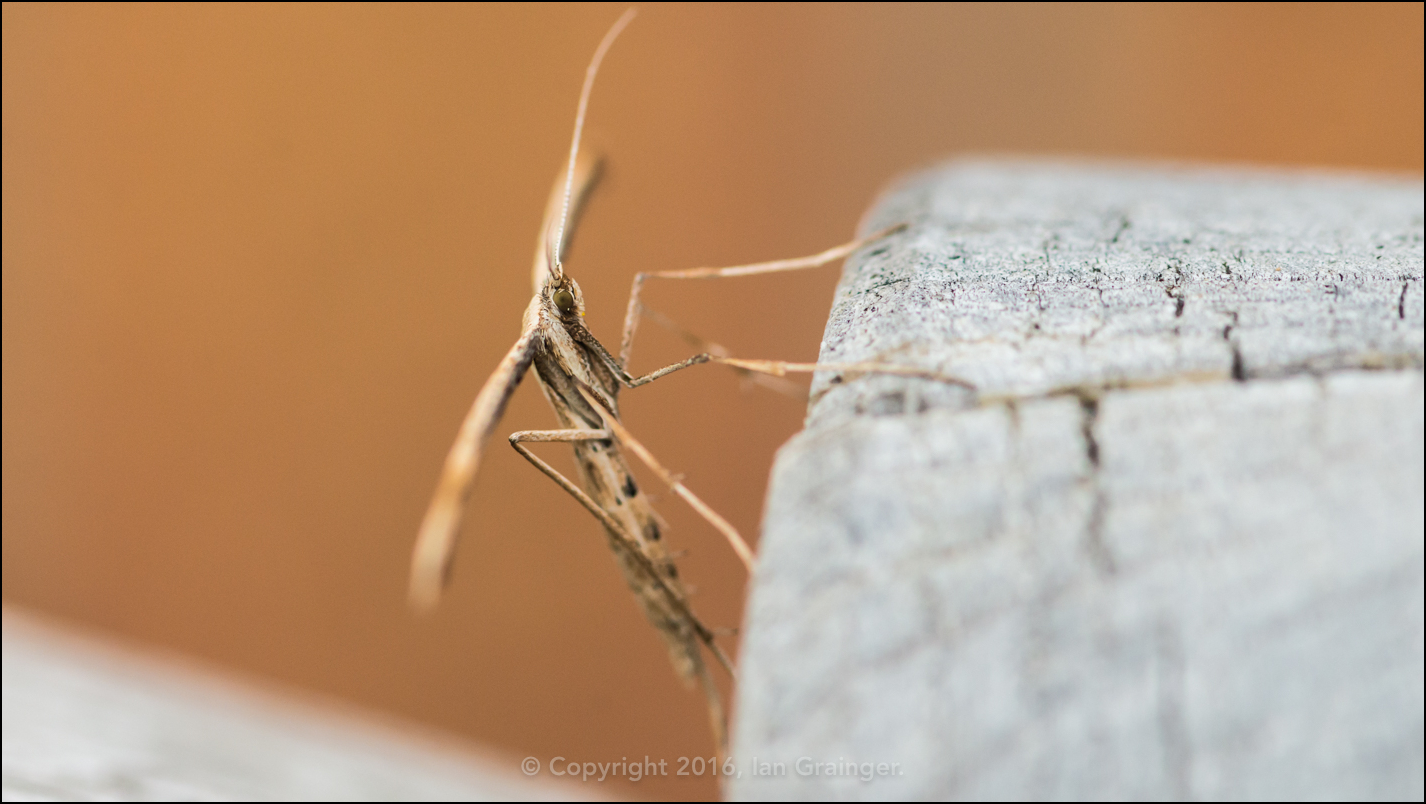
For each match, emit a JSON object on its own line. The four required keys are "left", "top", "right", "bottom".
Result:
{"left": 532, "top": 147, "right": 603, "bottom": 292}
{"left": 410, "top": 315, "right": 541, "bottom": 611}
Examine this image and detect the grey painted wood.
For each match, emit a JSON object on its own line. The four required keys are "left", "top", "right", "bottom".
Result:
{"left": 1, "top": 611, "right": 584, "bottom": 802}
{"left": 730, "top": 160, "right": 1424, "bottom": 800}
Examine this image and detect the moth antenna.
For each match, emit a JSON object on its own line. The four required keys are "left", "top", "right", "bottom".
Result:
{"left": 552, "top": 6, "right": 637, "bottom": 282}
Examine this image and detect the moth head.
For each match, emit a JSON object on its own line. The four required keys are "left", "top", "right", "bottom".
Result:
{"left": 547, "top": 277, "right": 584, "bottom": 319}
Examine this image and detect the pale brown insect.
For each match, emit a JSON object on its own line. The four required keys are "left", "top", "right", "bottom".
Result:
{"left": 408, "top": 9, "right": 968, "bottom": 752}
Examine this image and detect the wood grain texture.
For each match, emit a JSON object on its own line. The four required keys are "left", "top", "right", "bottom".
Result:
{"left": 730, "top": 160, "right": 1424, "bottom": 800}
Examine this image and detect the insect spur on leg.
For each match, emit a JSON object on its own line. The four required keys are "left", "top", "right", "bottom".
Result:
{"left": 408, "top": 9, "right": 971, "bottom": 754}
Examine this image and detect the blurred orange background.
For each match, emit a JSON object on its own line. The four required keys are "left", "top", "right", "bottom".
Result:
{"left": 4, "top": 3, "right": 1422, "bottom": 800}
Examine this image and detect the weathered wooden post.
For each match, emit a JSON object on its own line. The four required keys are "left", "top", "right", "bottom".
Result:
{"left": 731, "top": 160, "right": 1424, "bottom": 800}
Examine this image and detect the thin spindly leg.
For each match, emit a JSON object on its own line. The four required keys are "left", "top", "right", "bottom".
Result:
{"left": 571, "top": 312, "right": 973, "bottom": 393}
{"left": 507, "top": 428, "right": 736, "bottom": 678}
{"left": 618, "top": 223, "right": 908, "bottom": 368}
{"left": 638, "top": 305, "right": 804, "bottom": 400}
{"left": 587, "top": 220, "right": 974, "bottom": 390}
{"left": 510, "top": 427, "right": 733, "bottom": 755}
{"left": 571, "top": 316, "right": 974, "bottom": 393}
{"left": 574, "top": 386, "right": 757, "bottom": 573}
{"left": 712, "top": 356, "right": 975, "bottom": 387}
{"left": 508, "top": 428, "right": 611, "bottom": 444}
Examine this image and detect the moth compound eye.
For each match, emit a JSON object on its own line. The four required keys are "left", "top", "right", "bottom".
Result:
{"left": 553, "top": 288, "right": 575, "bottom": 316}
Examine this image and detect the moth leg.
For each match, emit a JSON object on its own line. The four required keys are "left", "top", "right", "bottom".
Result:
{"left": 637, "top": 305, "right": 805, "bottom": 400}
{"left": 573, "top": 318, "right": 975, "bottom": 392}
{"left": 711, "top": 356, "right": 975, "bottom": 389}
{"left": 627, "top": 307, "right": 972, "bottom": 398}
{"left": 618, "top": 223, "right": 908, "bottom": 368}
{"left": 507, "top": 428, "right": 735, "bottom": 677}
{"left": 574, "top": 386, "right": 757, "bottom": 573}
{"left": 506, "top": 429, "right": 619, "bottom": 532}
{"left": 509, "top": 427, "right": 732, "bottom": 752}
{"left": 508, "top": 428, "right": 611, "bottom": 444}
